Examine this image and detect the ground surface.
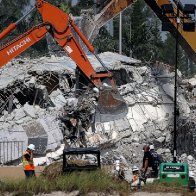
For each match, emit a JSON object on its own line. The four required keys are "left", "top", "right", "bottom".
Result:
{"left": 0, "top": 167, "right": 194, "bottom": 196}
{"left": 34, "top": 191, "right": 181, "bottom": 196}
{"left": 0, "top": 166, "right": 45, "bottom": 179}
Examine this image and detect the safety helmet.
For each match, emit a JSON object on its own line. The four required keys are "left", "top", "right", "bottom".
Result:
{"left": 189, "top": 171, "right": 194, "bottom": 178}
{"left": 27, "top": 144, "right": 35, "bottom": 151}
{"left": 132, "top": 165, "right": 139, "bottom": 172}
{"left": 149, "top": 144, "right": 154, "bottom": 150}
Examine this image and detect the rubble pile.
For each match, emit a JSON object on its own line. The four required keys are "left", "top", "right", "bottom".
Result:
{"left": 0, "top": 52, "right": 196, "bottom": 180}
{"left": 0, "top": 56, "right": 75, "bottom": 161}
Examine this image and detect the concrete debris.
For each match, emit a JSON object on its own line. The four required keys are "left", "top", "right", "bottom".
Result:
{"left": 14, "top": 108, "right": 26, "bottom": 121}
{"left": 23, "top": 103, "right": 36, "bottom": 118}
{"left": 0, "top": 52, "right": 196, "bottom": 181}
{"left": 162, "top": 83, "right": 174, "bottom": 100}
{"left": 187, "top": 77, "right": 196, "bottom": 86}
{"left": 49, "top": 89, "right": 67, "bottom": 109}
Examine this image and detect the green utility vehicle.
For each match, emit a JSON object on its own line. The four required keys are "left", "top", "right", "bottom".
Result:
{"left": 159, "top": 162, "right": 189, "bottom": 187}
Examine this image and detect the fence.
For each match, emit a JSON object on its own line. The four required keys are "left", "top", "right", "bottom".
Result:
{"left": 0, "top": 141, "right": 25, "bottom": 165}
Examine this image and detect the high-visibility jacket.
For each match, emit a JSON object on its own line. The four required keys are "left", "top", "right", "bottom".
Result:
{"left": 132, "top": 174, "right": 139, "bottom": 186}
{"left": 23, "top": 150, "right": 35, "bottom": 170}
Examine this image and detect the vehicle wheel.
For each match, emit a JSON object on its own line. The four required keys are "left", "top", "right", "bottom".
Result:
{"left": 188, "top": 177, "right": 195, "bottom": 192}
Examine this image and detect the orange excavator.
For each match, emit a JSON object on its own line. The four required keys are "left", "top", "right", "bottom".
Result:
{"left": 0, "top": 0, "right": 128, "bottom": 123}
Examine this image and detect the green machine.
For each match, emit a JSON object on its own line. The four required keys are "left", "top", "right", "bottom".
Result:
{"left": 159, "top": 162, "right": 189, "bottom": 187}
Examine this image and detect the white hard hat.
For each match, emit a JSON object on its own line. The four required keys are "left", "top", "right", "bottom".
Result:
{"left": 189, "top": 171, "right": 194, "bottom": 178}
{"left": 149, "top": 145, "right": 154, "bottom": 150}
{"left": 132, "top": 165, "right": 139, "bottom": 172}
{"left": 27, "top": 144, "right": 35, "bottom": 151}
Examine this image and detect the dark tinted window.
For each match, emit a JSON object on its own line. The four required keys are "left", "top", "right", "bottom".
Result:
{"left": 163, "top": 165, "right": 185, "bottom": 172}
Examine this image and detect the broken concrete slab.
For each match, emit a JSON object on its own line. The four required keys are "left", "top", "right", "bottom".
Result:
{"left": 23, "top": 103, "right": 36, "bottom": 118}
{"left": 49, "top": 89, "right": 67, "bottom": 109}
{"left": 13, "top": 108, "right": 26, "bottom": 121}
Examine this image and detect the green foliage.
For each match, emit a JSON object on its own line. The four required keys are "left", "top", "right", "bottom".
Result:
{"left": 59, "top": 2, "right": 70, "bottom": 13}
{"left": 161, "top": 33, "right": 176, "bottom": 66}
{"left": 48, "top": 0, "right": 71, "bottom": 13}
{"left": 0, "top": 0, "right": 29, "bottom": 28}
{"left": 161, "top": 33, "right": 196, "bottom": 77}
{"left": 128, "top": 1, "right": 164, "bottom": 62}
{"left": 0, "top": 170, "right": 129, "bottom": 195}
{"left": 0, "top": 0, "right": 48, "bottom": 56}
{"left": 93, "top": 27, "right": 116, "bottom": 53}
{"left": 106, "top": 1, "right": 164, "bottom": 62}
{"left": 70, "top": 0, "right": 94, "bottom": 15}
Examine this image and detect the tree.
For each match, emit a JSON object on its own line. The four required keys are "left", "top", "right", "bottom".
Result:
{"left": 113, "top": 1, "right": 164, "bottom": 62}
{"left": 162, "top": 33, "right": 184, "bottom": 67}
{"left": 93, "top": 27, "right": 116, "bottom": 53}
{"left": 0, "top": 0, "right": 38, "bottom": 52}
{"left": 147, "top": 17, "right": 164, "bottom": 62}
{"left": 70, "top": 0, "right": 94, "bottom": 16}
{"left": 129, "top": 1, "right": 149, "bottom": 60}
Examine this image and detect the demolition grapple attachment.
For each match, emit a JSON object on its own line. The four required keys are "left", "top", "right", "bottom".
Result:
{"left": 95, "top": 79, "right": 128, "bottom": 123}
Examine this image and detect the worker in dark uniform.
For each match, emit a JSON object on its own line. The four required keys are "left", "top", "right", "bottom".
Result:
{"left": 149, "top": 144, "right": 159, "bottom": 178}
{"left": 141, "top": 145, "right": 153, "bottom": 178}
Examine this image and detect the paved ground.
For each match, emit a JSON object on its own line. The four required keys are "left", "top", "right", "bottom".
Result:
{"left": 0, "top": 166, "right": 45, "bottom": 180}
{"left": 34, "top": 191, "right": 182, "bottom": 196}
{"left": 132, "top": 192, "right": 181, "bottom": 196}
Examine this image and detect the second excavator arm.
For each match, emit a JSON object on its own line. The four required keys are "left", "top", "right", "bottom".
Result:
{"left": 84, "top": 0, "right": 196, "bottom": 64}
{"left": 0, "top": 0, "right": 128, "bottom": 122}
{"left": 0, "top": 1, "right": 109, "bottom": 87}
{"left": 0, "top": 24, "right": 48, "bottom": 66}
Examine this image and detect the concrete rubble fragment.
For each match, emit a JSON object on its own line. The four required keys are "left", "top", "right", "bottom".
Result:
{"left": 23, "top": 103, "right": 36, "bottom": 118}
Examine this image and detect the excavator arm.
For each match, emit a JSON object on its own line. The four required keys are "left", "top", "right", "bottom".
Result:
{"left": 0, "top": 0, "right": 128, "bottom": 122}
{"left": 84, "top": 0, "right": 196, "bottom": 64}
{"left": 0, "top": 24, "right": 48, "bottom": 66}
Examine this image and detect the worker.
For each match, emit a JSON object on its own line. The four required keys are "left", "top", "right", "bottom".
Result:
{"left": 141, "top": 144, "right": 152, "bottom": 178}
{"left": 23, "top": 144, "right": 35, "bottom": 178}
{"left": 149, "top": 144, "right": 159, "bottom": 178}
{"left": 131, "top": 165, "right": 147, "bottom": 189}
{"left": 131, "top": 165, "right": 140, "bottom": 188}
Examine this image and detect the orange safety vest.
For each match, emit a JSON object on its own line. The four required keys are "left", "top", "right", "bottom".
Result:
{"left": 133, "top": 175, "right": 137, "bottom": 182}
{"left": 23, "top": 150, "right": 35, "bottom": 170}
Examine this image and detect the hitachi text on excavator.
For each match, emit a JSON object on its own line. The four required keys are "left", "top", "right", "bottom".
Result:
{"left": 0, "top": 0, "right": 128, "bottom": 123}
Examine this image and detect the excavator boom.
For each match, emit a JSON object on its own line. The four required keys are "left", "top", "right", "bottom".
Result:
{"left": 86, "top": 0, "right": 196, "bottom": 64}
{"left": 0, "top": 0, "right": 128, "bottom": 123}
{"left": 0, "top": 25, "right": 48, "bottom": 66}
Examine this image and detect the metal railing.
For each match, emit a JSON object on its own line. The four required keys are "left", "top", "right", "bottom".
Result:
{"left": 0, "top": 141, "right": 25, "bottom": 165}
